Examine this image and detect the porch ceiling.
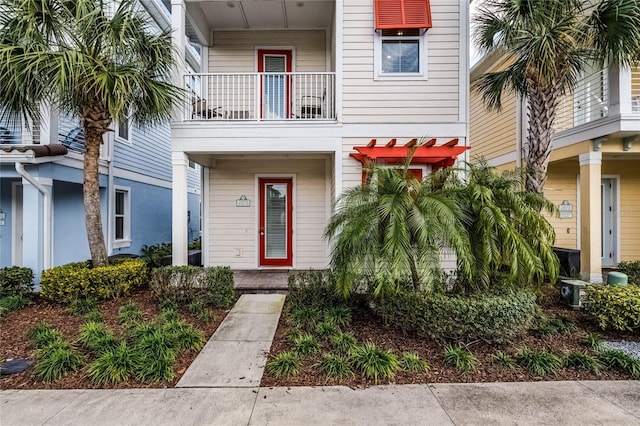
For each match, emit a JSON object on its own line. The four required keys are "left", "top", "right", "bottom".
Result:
{"left": 187, "top": 152, "right": 332, "bottom": 167}
{"left": 186, "top": 0, "right": 334, "bottom": 32}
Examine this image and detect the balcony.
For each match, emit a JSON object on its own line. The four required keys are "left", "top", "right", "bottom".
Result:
{"left": 184, "top": 72, "right": 336, "bottom": 123}
{"left": 555, "top": 68, "right": 609, "bottom": 132}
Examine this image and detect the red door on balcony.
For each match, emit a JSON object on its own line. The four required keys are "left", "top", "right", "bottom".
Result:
{"left": 258, "top": 50, "right": 292, "bottom": 119}
{"left": 259, "top": 178, "right": 293, "bottom": 267}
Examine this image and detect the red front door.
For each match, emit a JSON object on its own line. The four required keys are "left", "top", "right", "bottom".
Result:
{"left": 259, "top": 178, "right": 293, "bottom": 267}
{"left": 258, "top": 49, "right": 293, "bottom": 119}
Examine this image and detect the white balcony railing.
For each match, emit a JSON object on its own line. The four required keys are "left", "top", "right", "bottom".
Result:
{"left": 184, "top": 72, "right": 336, "bottom": 122}
{"left": 555, "top": 68, "right": 609, "bottom": 132}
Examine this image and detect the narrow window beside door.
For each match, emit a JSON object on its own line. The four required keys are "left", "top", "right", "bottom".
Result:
{"left": 114, "top": 187, "right": 131, "bottom": 248}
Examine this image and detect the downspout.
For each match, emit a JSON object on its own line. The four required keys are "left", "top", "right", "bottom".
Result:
{"left": 15, "top": 162, "right": 52, "bottom": 270}
{"left": 107, "top": 134, "right": 115, "bottom": 255}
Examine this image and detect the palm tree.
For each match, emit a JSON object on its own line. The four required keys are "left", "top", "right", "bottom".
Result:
{"left": 325, "top": 163, "right": 473, "bottom": 298}
{"left": 0, "top": 0, "right": 182, "bottom": 266}
{"left": 473, "top": 0, "right": 640, "bottom": 193}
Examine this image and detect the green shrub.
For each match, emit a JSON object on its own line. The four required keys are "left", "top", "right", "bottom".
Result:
{"left": 163, "top": 321, "right": 204, "bottom": 352}
{"left": 286, "top": 328, "right": 304, "bottom": 343}
{"left": 118, "top": 301, "right": 144, "bottom": 326}
{"left": 582, "top": 333, "right": 604, "bottom": 351}
{"left": 197, "top": 309, "right": 215, "bottom": 324}
{"left": 160, "top": 306, "right": 179, "bottom": 323}
{"left": 491, "top": 351, "right": 515, "bottom": 369}
{"left": 127, "top": 323, "right": 161, "bottom": 342}
{"left": 149, "top": 266, "right": 235, "bottom": 308}
{"left": 317, "top": 354, "right": 353, "bottom": 379}
{"left": 0, "top": 266, "right": 34, "bottom": 297}
{"left": 288, "top": 270, "right": 341, "bottom": 310}
{"left": 324, "top": 306, "right": 352, "bottom": 327}
{"left": 268, "top": 352, "right": 300, "bottom": 378}
{"left": 292, "top": 334, "right": 321, "bottom": 357}
{"left": 350, "top": 342, "right": 399, "bottom": 383}
{"left": 535, "top": 316, "right": 576, "bottom": 337}
{"left": 331, "top": 332, "right": 358, "bottom": 354}
{"left": 140, "top": 242, "right": 172, "bottom": 268}
{"left": 133, "top": 329, "right": 178, "bottom": 360}
{"left": 135, "top": 352, "right": 175, "bottom": 382}
{"left": 443, "top": 344, "right": 477, "bottom": 374}
{"left": 315, "top": 322, "right": 341, "bottom": 340}
{"left": 68, "top": 298, "right": 98, "bottom": 316}
{"left": 289, "top": 306, "right": 322, "bottom": 330}
{"left": 563, "top": 351, "right": 603, "bottom": 374}
{"left": 517, "top": 347, "right": 562, "bottom": 376}
{"left": 88, "top": 342, "right": 136, "bottom": 385}
{"left": 0, "top": 294, "right": 31, "bottom": 315}
{"left": 618, "top": 261, "right": 640, "bottom": 285}
{"left": 583, "top": 285, "right": 640, "bottom": 331}
{"left": 188, "top": 300, "right": 205, "bottom": 316}
{"left": 28, "top": 323, "right": 65, "bottom": 349}
{"left": 85, "top": 310, "right": 103, "bottom": 323}
{"left": 399, "top": 352, "right": 430, "bottom": 373}
{"left": 79, "top": 321, "right": 121, "bottom": 355}
{"left": 599, "top": 350, "right": 640, "bottom": 378}
{"left": 376, "top": 290, "right": 537, "bottom": 343}
{"left": 40, "top": 259, "right": 147, "bottom": 303}
{"left": 34, "top": 343, "right": 84, "bottom": 381}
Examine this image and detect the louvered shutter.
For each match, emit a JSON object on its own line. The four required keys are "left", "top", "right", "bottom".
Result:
{"left": 375, "top": 0, "right": 432, "bottom": 30}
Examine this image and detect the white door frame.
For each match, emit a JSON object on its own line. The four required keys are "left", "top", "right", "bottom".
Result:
{"left": 601, "top": 175, "right": 620, "bottom": 266}
{"left": 11, "top": 181, "right": 23, "bottom": 266}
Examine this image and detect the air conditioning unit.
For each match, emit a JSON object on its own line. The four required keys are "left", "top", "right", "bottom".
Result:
{"left": 560, "top": 279, "right": 588, "bottom": 309}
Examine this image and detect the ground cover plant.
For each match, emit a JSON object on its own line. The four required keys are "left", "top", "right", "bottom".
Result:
{"left": 0, "top": 267, "right": 34, "bottom": 317}
{"left": 1, "top": 287, "right": 231, "bottom": 389}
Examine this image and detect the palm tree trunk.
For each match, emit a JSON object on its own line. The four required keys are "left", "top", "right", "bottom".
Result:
{"left": 524, "top": 82, "right": 562, "bottom": 193}
{"left": 82, "top": 116, "right": 109, "bottom": 267}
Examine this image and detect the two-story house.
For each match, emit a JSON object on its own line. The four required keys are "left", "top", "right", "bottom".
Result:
{"left": 470, "top": 55, "right": 640, "bottom": 282}
{"left": 0, "top": 0, "right": 202, "bottom": 281}
{"left": 169, "top": 0, "right": 470, "bottom": 271}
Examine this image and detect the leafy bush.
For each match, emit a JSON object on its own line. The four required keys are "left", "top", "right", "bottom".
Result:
{"left": 288, "top": 270, "right": 341, "bottom": 309}
{"left": 517, "top": 347, "right": 562, "bottom": 376}
{"left": 135, "top": 352, "right": 175, "bottom": 382}
{"left": 351, "top": 343, "right": 399, "bottom": 383}
{"left": 88, "top": 342, "right": 136, "bottom": 385}
{"left": 583, "top": 285, "right": 640, "bottom": 331}
{"left": 535, "top": 316, "right": 576, "bottom": 337}
{"left": 268, "top": 352, "right": 300, "bottom": 378}
{"left": 163, "top": 321, "right": 204, "bottom": 352}
{"left": 0, "top": 266, "right": 34, "bottom": 297}
{"left": 150, "top": 266, "right": 235, "bottom": 308}
{"left": 133, "top": 329, "right": 178, "bottom": 360}
{"left": 292, "top": 334, "right": 321, "bottom": 357}
{"left": 79, "top": 321, "right": 121, "bottom": 355}
{"left": 127, "top": 323, "right": 161, "bottom": 342}
{"left": 399, "top": 352, "right": 430, "bottom": 373}
{"left": 618, "top": 261, "right": 640, "bottom": 285}
{"left": 317, "top": 354, "right": 353, "bottom": 379}
{"left": 443, "top": 344, "right": 477, "bottom": 374}
{"left": 563, "top": 351, "right": 603, "bottom": 374}
{"left": 28, "top": 323, "right": 65, "bottom": 349}
{"left": 598, "top": 350, "right": 640, "bottom": 378}
{"left": 0, "top": 294, "right": 31, "bottom": 316}
{"left": 40, "top": 259, "right": 147, "bottom": 303}
{"left": 140, "top": 243, "right": 172, "bottom": 268}
{"left": 376, "top": 290, "right": 537, "bottom": 343}
{"left": 582, "top": 333, "right": 604, "bottom": 351}
{"left": 34, "top": 343, "right": 84, "bottom": 381}
{"left": 491, "top": 351, "right": 515, "bottom": 369}
{"left": 331, "top": 332, "right": 358, "bottom": 354}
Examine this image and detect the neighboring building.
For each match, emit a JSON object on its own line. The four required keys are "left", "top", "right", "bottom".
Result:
{"left": 470, "top": 55, "right": 640, "bottom": 282}
{"left": 169, "top": 0, "right": 470, "bottom": 271}
{"left": 0, "top": 0, "right": 202, "bottom": 281}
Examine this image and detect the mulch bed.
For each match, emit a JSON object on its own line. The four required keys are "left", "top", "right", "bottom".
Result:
{"left": 261, "top": 284, "right": 638, "bottom": 387}
{"left": 0, "top": 289, "right": 230, "bottom": 390}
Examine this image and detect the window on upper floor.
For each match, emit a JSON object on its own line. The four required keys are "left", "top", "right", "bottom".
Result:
{"left": 114, "top": 187, "right": 131, "bottom": 248}
{"left": 374, "top": 0, "right": 432, "bottom": 80}
{"left": 116, "top": 118, "right": 131, "bottom": 145}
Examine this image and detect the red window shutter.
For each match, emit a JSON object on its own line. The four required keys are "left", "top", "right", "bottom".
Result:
{"left": 375, "top": 0, "right": 432, "bottom": 30}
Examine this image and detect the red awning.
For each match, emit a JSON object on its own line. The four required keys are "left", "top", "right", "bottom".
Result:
{"left": 375, "top": 0, "right": 432, "bottom": 30}
{"left": 350, "top": 138, "right": 468, "bottom": 171}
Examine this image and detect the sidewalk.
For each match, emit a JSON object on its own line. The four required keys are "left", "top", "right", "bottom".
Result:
{"left": 2, "top": 294, "right": 639, "bottom": 425}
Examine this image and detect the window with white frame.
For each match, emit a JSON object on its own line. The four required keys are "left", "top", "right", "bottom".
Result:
{"left": 114, "top": 187, "right": 131, "bottom": 247}
{"left": 115, "top": 118, "right": 131, "bottom": 144}
{"left": 375, "top": 29, "right": 427, "bottom": 79}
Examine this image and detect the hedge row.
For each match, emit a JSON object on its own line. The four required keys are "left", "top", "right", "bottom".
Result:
{"left": 0, "top": 266, "right": 34, "bottom": 297}
{"left": 149, "top": 265, "right": 235, "bottom": 308}
{"left": 618, "top": 261, "right": 640, "bottom": 285}
{"left": 583, "top": 284, "right": 640, "bottom": 332}
{"left": 40, "top": 260, "right": 147, "bottom": 303}
{"left": 374, "top": 290, "right": 538, "bottom": 343}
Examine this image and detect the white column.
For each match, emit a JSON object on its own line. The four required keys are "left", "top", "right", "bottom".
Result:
{"left": 579, "top": 152, "right": 603, "bottom": 283}
{"left": 172, "top": 151, "right": 189, "bottom": 265}
{"left": 21, "top": 177, "right": 52, "bottom": 282}
{"left": 171, "top": 0, "right": 187, "bottom": 122}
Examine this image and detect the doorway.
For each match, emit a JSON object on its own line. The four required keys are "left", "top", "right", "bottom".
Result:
{"left": 259, "top": 178, "right": 293, "bottom": 267}
{"left": 11, "top": 182, "right": 23, "bottom": 266}
{"left": 601, "top": 177, "right": 618, "bottom": 267}
{"left": 258, "top": 49, "right": 292, "bottom": 119}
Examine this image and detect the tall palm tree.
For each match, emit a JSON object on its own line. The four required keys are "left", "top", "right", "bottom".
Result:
{"left": 0, "top": 0, "right": 182, "bottom": 266}
{"left": 325, "top": 164, "right": 473, "bottom": 298}
{"left": 473, "top": 0, "right": 640, "bottom": 193}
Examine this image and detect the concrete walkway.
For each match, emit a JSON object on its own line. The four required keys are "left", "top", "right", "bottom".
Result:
{"left": 2, "top": 294, "right": 640, "bottom": 425}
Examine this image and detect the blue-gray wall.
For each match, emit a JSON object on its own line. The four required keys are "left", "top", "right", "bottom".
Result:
{"left": 0, "top": 178, "right": 19, "bottom": 266}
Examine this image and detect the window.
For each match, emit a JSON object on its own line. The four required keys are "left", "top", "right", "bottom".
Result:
{"left": 375, "top": 29, "right": 427, "bottom": 79}
{"left": 114, "top": 188, "right": 131, "bottom": 248}
{"left": 116, "top": 119, "right": 130, "bottom": 144}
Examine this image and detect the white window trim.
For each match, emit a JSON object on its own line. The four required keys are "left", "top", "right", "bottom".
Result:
{"left": 374, "top": 30, "right": 428, "bottom": 81}
{"left": 115, "top": 119, "right": 132, "bottom": 146}
{"left": 113, "top": 186, "right": 132, "bottom": 249}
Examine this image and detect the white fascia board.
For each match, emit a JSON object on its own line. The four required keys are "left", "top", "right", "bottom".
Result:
{"left": 0, "top": 154, "right": 67, "bottom": 164}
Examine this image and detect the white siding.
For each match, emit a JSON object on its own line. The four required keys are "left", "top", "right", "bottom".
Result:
{"left": 341, "top": 0, "right": 461, "bottom": 123}
{"left": 208, "top": 158, "right": 328, "bottom": 269}
{"left": 208, "top": 30, "right": 328, "bottom": 73}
